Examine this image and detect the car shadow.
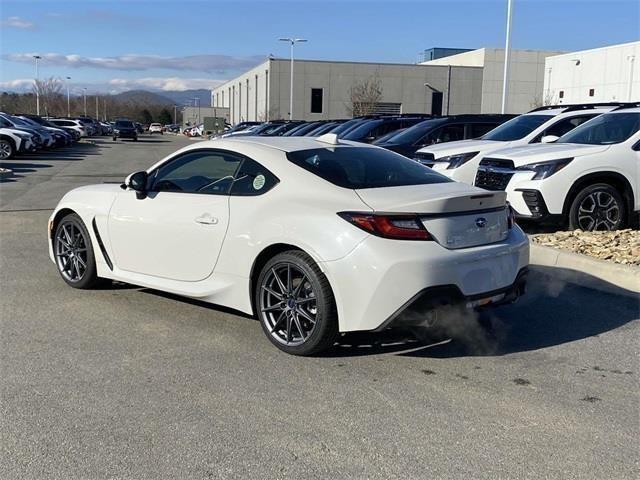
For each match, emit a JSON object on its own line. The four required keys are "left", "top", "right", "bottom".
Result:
{"left": 0, "top": 162, "right": 53, "bottom": 183}
{"left": 322, "top": 265, "right": 639, "bottom": 358}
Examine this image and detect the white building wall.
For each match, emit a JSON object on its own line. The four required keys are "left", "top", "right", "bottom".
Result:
{"left": 213, "top": 59, "right": 484, "bottom": 123}
{"left": 422, "top": 48, "right": 564, "bottom": 114}
{"left": 544, "top": 42, "right": 640, "bottom": 105}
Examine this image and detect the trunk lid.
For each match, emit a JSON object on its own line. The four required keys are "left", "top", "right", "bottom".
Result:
{"left": 355, "top": 183, "right": 509, "bottom": 249}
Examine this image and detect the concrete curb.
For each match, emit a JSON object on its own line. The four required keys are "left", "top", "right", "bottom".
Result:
{"left": 0, "top": 168, "right": 12, "bottom": 178}
{"left": 530, "top": 243, "right": 640, "bottom": 297}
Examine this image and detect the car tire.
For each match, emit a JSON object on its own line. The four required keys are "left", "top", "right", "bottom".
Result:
{"left": 568, "top": 183, "right": 626, "bottom": 231}
{"left": 53, "top": 213, "right": 104, "bottom": 289}
{"left": 113, "top": 137, "right": 117, "bottom": 141}
{"left": 133, "top": 137, "right": 138, "bottom": 142}
{"left": 0, "top": 138, "right": 15, "bottom": 159}
{"left": 256, "top": 250, "right": 338, "bottom": 356}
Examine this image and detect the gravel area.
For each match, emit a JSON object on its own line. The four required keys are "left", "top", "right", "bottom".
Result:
{"left": 531, "top": 229, "right": 640, "bottom": 266}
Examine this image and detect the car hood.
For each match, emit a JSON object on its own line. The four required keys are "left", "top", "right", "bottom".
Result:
{"left": 415, "top": 139, "right": 508, "bottom": 158}
{"left": 488, "top": 143, "right": 611, "bottom": 167}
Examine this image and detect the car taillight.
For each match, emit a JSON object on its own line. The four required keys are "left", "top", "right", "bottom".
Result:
{"left": 338, "top": 212, "right": 431, "bottom": 240}
{"left": 507, "top": 203, "right": 516, "bottom": 229}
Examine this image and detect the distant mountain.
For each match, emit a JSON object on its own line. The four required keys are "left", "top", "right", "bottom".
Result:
{"left": 112, "top": 89, "right": 212, "bottom": 107}
{"left": 112, "top": 90, "right": 174, "bottom": 106}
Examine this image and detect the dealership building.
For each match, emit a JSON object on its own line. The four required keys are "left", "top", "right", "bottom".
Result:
{"left": 543, "top": 41, "right": 639, "bottom": 105}
{"left": 211, "top": 47, "right": 564, "bottom": 123}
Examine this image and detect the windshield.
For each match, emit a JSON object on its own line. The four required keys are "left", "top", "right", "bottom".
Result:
{"left": 287, "top": 146, "right": 452, "bottom": 189}
{"left": 330, "top": 118, "right": 363, "bottom": 135}
{"left": 482, "top": 114, "right": 552, "bottom": 141}
{"left": 341, "top": 120, "right": 382, "bottom": 140}
{"left": 558, "top": 112, "right": 640, "bottom": 145}
{"left": 377, "top": 119, "right": 445, "bottom": 145}
{"left": 115, "top": 120, "right": 134, "bottom": 128}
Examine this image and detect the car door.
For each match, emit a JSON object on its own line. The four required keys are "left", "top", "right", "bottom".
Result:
{"left": 108, "top": 149, "right": 242, "bottom": 282}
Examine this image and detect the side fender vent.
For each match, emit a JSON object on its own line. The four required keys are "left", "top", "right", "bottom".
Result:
{"left": 92, "top": 218, "right": 113, "bottom": 270}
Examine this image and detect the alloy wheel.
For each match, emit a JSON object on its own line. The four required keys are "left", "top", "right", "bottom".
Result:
{"left": 259, "top": 263, "right": 318, "bottom": 346}
{"left": 0, "top": 140, "right": 12, "bottom": 159}
{"left": 577, "top": 191, "right": 620, "bottom": 231}
{"left": 55, "top": 222, "right": 88, "bottom": 282}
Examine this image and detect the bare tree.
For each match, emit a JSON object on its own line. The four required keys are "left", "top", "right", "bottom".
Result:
{"left": 345, "top": 75, "right": 383, "bottom": 117}
{"left": 530, "top": 89, "right": 557, "bottom": 109}
{"left": 33, "top": 77, "right": 65, "bottom": 116}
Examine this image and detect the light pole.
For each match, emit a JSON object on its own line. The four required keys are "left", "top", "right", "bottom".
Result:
{"left": 95, "top": 95, "right": 99, "bottom": 119}
{"left": 65, "top": 76, "right": 71, "bottom": 117}
{"left": 173, "top": 105, "right": 177, "bottom": 125}
{"left": 500, "top": 0, "right": 514, "bottom": 114}
{"left": 33, "top": 55, "right": 41, "bottom": 115}
{"left": 83, "top": 88, "right": 87, "bottom": 116}
{"left": 279, "top": 37, "right": 307, "bottom": 120}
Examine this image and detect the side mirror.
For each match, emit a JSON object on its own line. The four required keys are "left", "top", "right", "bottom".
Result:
{"left": 123, "top": 171, "right": 148, "bottom": 198}
{"left": 541, "top": 135, "right": 559, "bottom": 144}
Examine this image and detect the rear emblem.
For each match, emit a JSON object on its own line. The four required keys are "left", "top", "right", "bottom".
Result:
{"left": 475, "top": 217, "right": 487, "bottom": 228}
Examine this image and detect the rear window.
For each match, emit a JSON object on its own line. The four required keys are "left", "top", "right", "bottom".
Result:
{"left": 115, "top": 120, "right": 134, "bottom": 128}
{"left": 482, "top": 114, "right": 553, "bottom": 141}
{"left": 286, "top": 147, "right": 453, "bottom": 189}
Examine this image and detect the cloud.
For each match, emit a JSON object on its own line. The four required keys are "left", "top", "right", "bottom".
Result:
{"left": 2, "top": 53, "right": 265, "bottom": 73}
{"left": 108, "top": 77, "right": 225, "bottom": 92}
{"left": 0, "top": 77, "right": 223, "bottom": 94}
{"left": 0, "top": 79, "right": 35, "bottom": 90}
{"left": 1, "top": 16, "right": 36, "bottom": 29}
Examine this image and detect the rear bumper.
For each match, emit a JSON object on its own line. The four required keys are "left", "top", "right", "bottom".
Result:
{"left": 376, "top": 267, "right": 528, "bottom": 331}
{"left": 320, "top": 226, "right": 529, "bottom": 332}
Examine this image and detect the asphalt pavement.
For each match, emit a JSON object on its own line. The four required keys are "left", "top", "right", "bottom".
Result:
{"left": 1, "top": 135, "right": 638, "bottom": 479}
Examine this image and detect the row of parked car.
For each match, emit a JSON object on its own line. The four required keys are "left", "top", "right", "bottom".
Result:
{"left": 213, "top": 102, "right": 639, "bottom": 231}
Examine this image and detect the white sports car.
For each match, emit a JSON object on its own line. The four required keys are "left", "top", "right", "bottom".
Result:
{"left": 48, "top": 134, "right": 529, "bottom": 355}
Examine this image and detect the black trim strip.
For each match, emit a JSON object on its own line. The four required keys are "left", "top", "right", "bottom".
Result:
{"left": 91, "top": 218, "right": 113, "bottom": 270}
{"left": 419, "top": 205, "right": 507, "bottom": 219}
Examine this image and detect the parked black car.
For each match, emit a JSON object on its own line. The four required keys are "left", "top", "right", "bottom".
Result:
{"left": 113, "top": 119, "right": 138, "bottom": 141}
{"left": 373, "top": 114, "right": 516, "bottom": 158}
{"left": 340, "top": 116, "right": 433, "bottom": 143}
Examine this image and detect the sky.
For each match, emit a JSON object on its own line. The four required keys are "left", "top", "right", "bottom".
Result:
{"left": 1, "top": 0, "right": 638, "bottom": 94}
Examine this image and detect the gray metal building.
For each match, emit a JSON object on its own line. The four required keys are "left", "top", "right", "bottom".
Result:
{"left": 211, "top": 58, "right": 483, "bottom": 124}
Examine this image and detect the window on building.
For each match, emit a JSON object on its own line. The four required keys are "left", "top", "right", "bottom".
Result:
{"left": 559, "top": 91, "right": 564, "bottom": 99}
{"left": 311, "top": 88, "right": 323, "bottom": 114}
{"left": 589, "top": 88, "right": 595, "bottom": 97}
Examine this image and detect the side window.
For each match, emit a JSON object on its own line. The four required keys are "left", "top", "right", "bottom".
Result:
{"left": 420, "top": 124, "right": 465, "bottom": 145}
{"left": 469, "top": 123, "right": 498, "bottom": 138}
{"left": 531, "top": 115, "right": 596, "bottom": 142}
{"left": 369, "top": 122, "right": 396, "bottom": 141}
{"left": 149, "top": 150, "right": 242, "bottom": 195}
{"left": 230, "top": 158, "right": 279, "bottom": 196}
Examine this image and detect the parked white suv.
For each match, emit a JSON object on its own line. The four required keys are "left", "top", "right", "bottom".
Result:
{"left": 49, "top": 119, "right": 88, "bottom": 137}
{"left": 474, "top": 106, "right": 639, "bottom": 231}
{"left": 0, "top": 127, "right": 36, "bottom": 159}
{"left": 414, "top": 104, "right": 622, "bottom": 184}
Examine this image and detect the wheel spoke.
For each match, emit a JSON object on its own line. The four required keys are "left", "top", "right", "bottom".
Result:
{"left": 296, "top": 307, "right": 316, "bottom": 324}
{"left": 293, "top": 313, "right": 307, "bottom": 341}
{"left": 295, "top": 296, "right": 315, "bottom": 305}
{"left": 270, "top": 310, "right": 287, "bottom": 333}
{"left": 262, "top": 304, "right": 283, "bottom": 313}
{"left": 262, "top": 285, "right": 283, "bottom": 301}
{"left": 76, "top": 255, "right": 87, "bottom": 268}
{"left": 272, "top": 268, "right": 287, "bottom": 295}
{"left": 62, "top": 224, "right": 73, "bottom": 244}
{"left": 285, "top": 313, "right": 292, "bottom": 343}
{"left": 293, "top": 275, "right": 307, "bottom": 298}
{"left": 286, "top": 264, "right": 292, "bottom": 295}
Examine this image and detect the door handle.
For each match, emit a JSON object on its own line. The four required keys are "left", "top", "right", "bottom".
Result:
{"left": 194, "top": 214, "right": 218, "bottom": 225}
